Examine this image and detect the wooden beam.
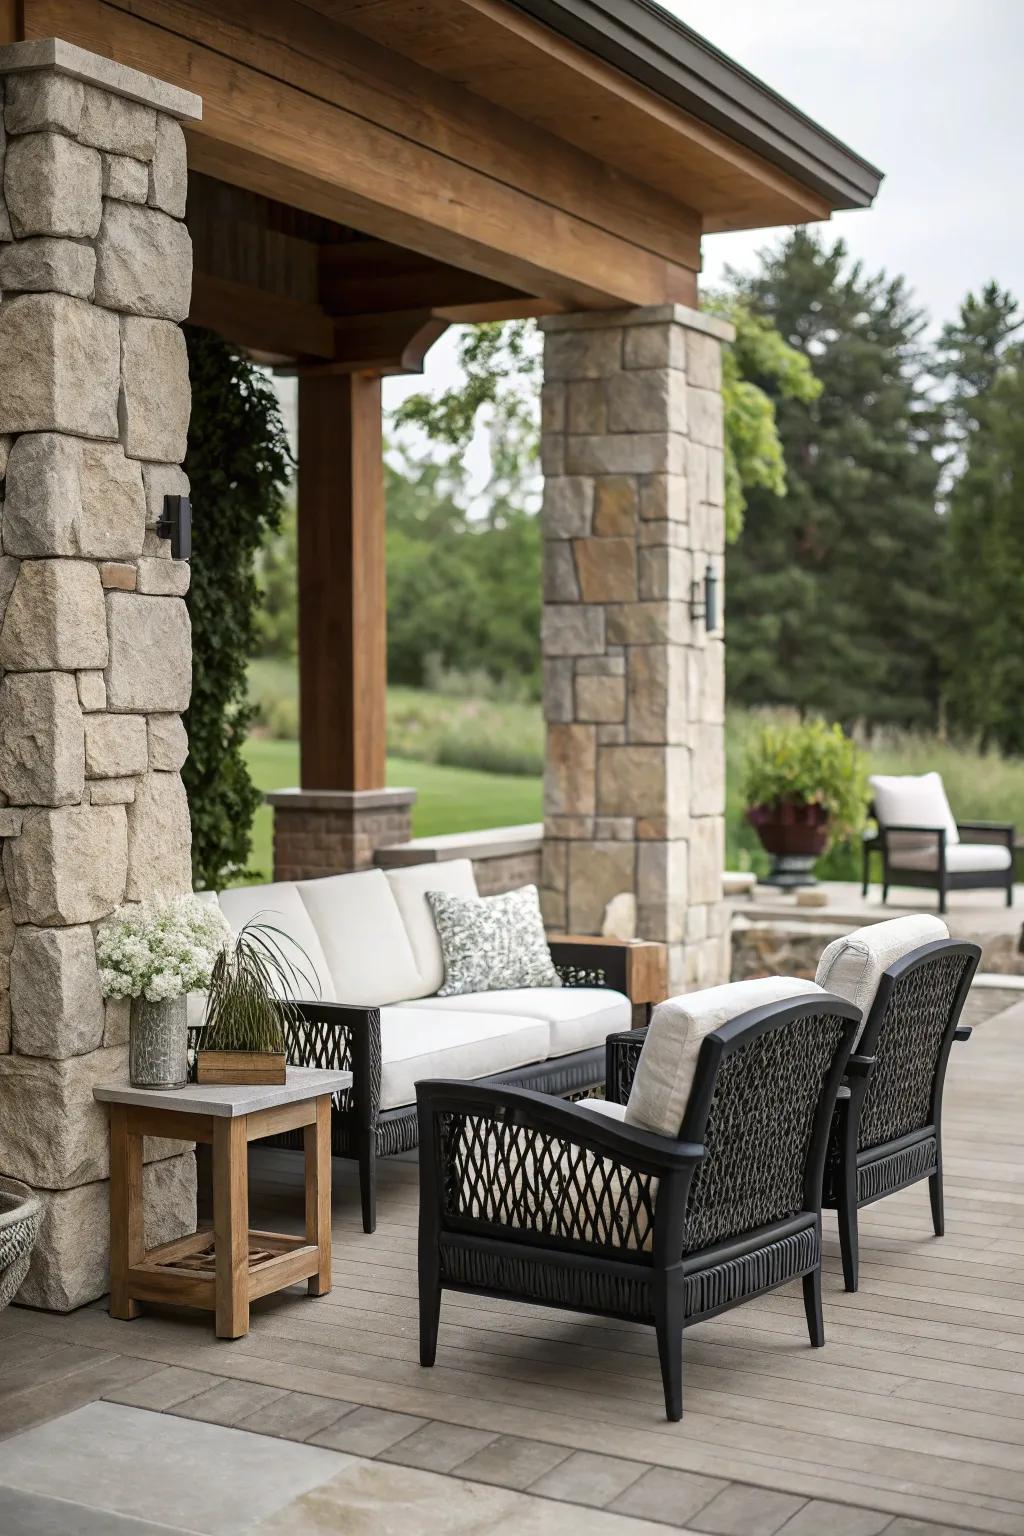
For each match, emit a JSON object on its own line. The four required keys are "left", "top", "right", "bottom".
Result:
{"left": 117, "top": 0, "right": 703, "bottom": 270}
{"left": 27, "top": 0, "right": 699, "bottom": 309}
{"left": 189, "top": 270, "right": 335, "bottom": 359}
{"left": 319, "top": 241, "right": 526, "bottom": 318}
{"left": 297, "top": 373, "right": 386, "bottom": 792}
{"left": 0, "top": 1, "right": 22, "bottom": 44}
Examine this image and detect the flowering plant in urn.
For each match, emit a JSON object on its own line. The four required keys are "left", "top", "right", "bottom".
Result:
{"left": 98, "top": 897, "right": 230, "bottom": 1089}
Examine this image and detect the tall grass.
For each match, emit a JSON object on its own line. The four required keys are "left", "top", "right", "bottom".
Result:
{"left": 247, "top": 661, "right": 1024, "bottom": 877}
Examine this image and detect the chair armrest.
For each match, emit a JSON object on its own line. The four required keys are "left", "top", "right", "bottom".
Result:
{"left": 548, "top": 936, "right": 667, "bottom": 1006}
{"left": 878, "top": 824, "right": 946, "bottom": 839}
{"left": 418, "top": 1080, "right": 704, "bottom": 1174}
{"left": 844, "top": 1053, "right": 876, "bottom": 1080}
{"left": 956, "top": 821, "right": 1015, "bottom": 846}
{"left": 954, "top": 1025, "right": 972, "bottom": 1043}
{"left": 606, "top": 1027, "right": 649, "bottom": 1105}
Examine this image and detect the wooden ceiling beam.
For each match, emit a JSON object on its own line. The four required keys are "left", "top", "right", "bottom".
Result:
{"left": 25, "top": 0, "right": 700, "bottom": 309}
{"left": 318, "top": 242, "right": 526, "bottom": 317}
{"left": 188, "top": 270, "right": 336, "bottom": 359}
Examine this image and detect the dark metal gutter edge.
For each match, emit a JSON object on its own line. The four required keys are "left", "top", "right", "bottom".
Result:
{"left": 510, "top": 0, "right": 883, "bottom": 209}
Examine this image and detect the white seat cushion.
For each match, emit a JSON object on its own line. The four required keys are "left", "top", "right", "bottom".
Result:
{"left": 888, "top": 842, "right": 1012, "bottom": 874}
{"left": 217, "top": 881, "right": 335, "bottom": 1001}
{"left": 383, "top": 859, "right": 479, "bottom": 996}
{"left": 870, "top": 772, "right": 959, "bottom": 854}
{"left": 816, "top": 914, "right": 948, "bottom": 1023}
{"left": 625, "top": 976, "right": 825, "bottom": 1139}
{"left": 379, "top": 1007, "right": 550, "bottom": 1110}
{"left": 298, "top": 870, "right": 425, "bottom": 1007}
{"left": 576, "top": 1097, "right": 628, "bottom": 1124}
{"left": 397, "top": 986, "right": 629, "bottom": 1057}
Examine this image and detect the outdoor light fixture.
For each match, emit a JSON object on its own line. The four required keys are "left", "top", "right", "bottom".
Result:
{"left": 690, "top": 562, "right": 719, "bottom": 632}
{"left": 157, "top": 494, "right": 192, "bottom": 561}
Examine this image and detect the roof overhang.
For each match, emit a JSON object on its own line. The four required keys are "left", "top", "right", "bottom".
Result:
{"left": 513, "top": 0, "right": 883, "bottom": 210}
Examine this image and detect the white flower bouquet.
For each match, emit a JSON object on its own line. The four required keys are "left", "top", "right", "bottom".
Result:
{"left": 97, "top": 896, "right": 230, "bottom": 1003}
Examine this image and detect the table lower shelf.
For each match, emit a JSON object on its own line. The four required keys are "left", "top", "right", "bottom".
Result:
{"left": 124, "top": 1226, "right": 322, "bottom": 1310}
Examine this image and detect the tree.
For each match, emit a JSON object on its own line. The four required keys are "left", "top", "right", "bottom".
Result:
{"left": 724, "top": 229, "right": 948, "bottom": 730}
{"left": 184, "top": 328, "right": 293, "bottom": 886}
{"left": 937, "top": 284, "right": 1024, "bottom": 753}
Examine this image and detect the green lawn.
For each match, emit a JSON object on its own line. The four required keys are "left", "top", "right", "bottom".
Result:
{"left": 239, "top": 736, "right": 542, "bottom": 885}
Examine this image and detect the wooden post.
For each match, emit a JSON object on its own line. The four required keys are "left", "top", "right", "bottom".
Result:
{"left": 108, "top": 1106, "right": 143, "bottom": 1322}
{"left": 297, "top": 371, "right": 387, "bottom": 791}
{"left": 213, "top": 1116, "right": 249, "bottom": 1339}
{"left": 305, "top": 1095, "right": 333, "bottom": 1296}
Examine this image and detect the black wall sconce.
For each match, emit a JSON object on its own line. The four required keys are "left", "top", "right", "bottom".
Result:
{"left": 690, "top": 562, "right": 719, "bottom": 633}
{"left": 157, "top": 494, "right": 192, "bottom": 561}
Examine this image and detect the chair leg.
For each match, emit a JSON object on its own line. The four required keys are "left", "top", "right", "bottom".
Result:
{"left": 654, "top": 1275, "right": 684, "bottom": 1421}
{"left": 929, "top": 1164, "right": 945, "bottom": 1238}
{"left": 802, "top": 1267, "right": 825, "bottom": 1347}
{"left": 1007, "top": 879, "right": 1014, "bottom": 908}
{"left": 837, "top": 1153, "right": 860, "bottom": 1293}
{"left": 419, "top": 1282, "right": 441, "bottom": 1367}
{"left": 358, "top": 1131, "right": 377, "bottom": 1235}
{"left": 938, "top": 883, "right": 947, "bottom": 915}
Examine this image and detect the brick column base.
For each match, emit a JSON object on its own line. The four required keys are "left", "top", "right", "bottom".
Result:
{"left": 268, "top": 788, "right": 416, "bottom": 880}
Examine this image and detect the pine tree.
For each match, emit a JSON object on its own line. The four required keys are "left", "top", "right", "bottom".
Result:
{"left": 937, "top": 284, "right": 1024, "bottom": 753}
{"left": 725, "top": 229, "right": 948, "bottom": 730}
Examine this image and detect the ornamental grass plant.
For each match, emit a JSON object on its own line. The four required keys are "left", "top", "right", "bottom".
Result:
{"left": 202, "top": 917, "right": 320, "bottom": 1055}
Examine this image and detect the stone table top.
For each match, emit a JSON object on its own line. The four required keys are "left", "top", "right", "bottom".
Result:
{"left": 93, "top": 1066, "right": 353, "bottom": 1118}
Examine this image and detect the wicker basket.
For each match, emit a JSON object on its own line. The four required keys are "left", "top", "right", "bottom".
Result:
{"left": 0, "top": 1176, "right": 42, "bottom": 1311}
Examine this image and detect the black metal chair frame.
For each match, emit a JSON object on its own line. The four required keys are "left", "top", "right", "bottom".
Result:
{"left": 862, "top": 803, "right": 1014, "bottom": 913}
{"left": 823, "top": 938, "right": 980, "bottom": 1291}
{"left": 417, "top": 992, "right": 861, "bottom": 1420}
{"left": 188, "top": 940, "right": 646, "bottom": 1236}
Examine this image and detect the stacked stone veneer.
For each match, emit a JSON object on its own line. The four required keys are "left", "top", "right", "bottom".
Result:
{"left": 269, "top": 788, "right": 417, "bottom": 881}
{"left": 537, "top": 305, "right": 732, "bottom": 994}
{"left": 0, "top": 41, "right": 202, "bottom": 1310}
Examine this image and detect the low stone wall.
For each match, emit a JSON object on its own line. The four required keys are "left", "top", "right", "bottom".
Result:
{"left": 375, "top": 824, "right": 543, "bottom": 898}
{"left": 0, "top": 41, "right": 202, "bottom": 1309}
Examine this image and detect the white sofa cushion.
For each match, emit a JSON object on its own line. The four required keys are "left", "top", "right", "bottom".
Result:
{"left": 816, "top": 914, "right": 949, "bottom": 1024}
{"left": 379, "top": 1006, "right": 550, "bottom": 1110}
{"left": 297, "top": 870, "right": 425, "bottom": 1007}
{"left": 398, "top": 986, "right": 629, "bottom": 1058}
{"left": 870, "top": 772, "right": 959, "bottom": 854}
{"left": 888, "top": 842, "right": 1012, "bottom": 874}
{"left": 217, "top": 881, "right": 335, "bottom": 1001}
{"left": 383, "top": 859, "right": 479, "bottom": 996}
{"left": 625, "top": 976, "right": 825, "bottom": 1139}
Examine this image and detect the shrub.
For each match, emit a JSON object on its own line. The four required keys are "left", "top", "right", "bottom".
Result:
{"left": 184, "top": 329, "right": 293, "bottom": 887}
{"left": 740, "top": 717, "right": 868, "bottom": 848}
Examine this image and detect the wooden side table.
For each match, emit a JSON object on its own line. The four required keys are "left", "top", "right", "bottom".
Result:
{"left": 94, "top": 1067, "right": 352, "bottom": 1339}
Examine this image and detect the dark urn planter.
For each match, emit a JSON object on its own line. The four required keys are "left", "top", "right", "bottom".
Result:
{"left": 748, "top": 800, "right": 830, "bottom": 889}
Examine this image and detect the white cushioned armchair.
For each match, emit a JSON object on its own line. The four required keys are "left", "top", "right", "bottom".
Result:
{"left": 188, "top": 860, "right": 665, "bottom": 1232}
{"left": 863, "top": 772, "right": 1014, "bottom": 912}
{"left": 418, "top": 976, "right": 861, "bottom": 1420}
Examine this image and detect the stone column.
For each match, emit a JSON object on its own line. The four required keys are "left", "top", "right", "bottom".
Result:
{"left": 0, "top": 40, "right": 202, "bottom": 1310}
{"left": 538, "top": 304, "right": 732, "bottom": 995}
{"left": 268, "top": 787, "right": 416, "bottom": 880}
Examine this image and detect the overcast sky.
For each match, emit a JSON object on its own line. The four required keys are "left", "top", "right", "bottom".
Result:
{"left": 674, "top": 0, "right": 1023, "bottom": 328}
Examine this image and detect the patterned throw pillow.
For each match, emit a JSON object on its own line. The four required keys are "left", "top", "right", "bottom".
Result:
{"left": 426, "top": 885, "right": 562, "bottom": 997}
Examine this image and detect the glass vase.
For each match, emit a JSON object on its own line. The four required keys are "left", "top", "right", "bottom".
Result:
{"left": 129, "top": 996, "right": 188, "bottom": 1089}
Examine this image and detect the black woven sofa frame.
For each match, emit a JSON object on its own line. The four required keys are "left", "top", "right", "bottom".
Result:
{"left": 189, "top": 940, "right": 650, "bottom": 1236}
{"left": 417, "top": 991, "right": 860, "bottom": 1420}
{"left": 823, "top": 938, "right": 980, "bottom": 1291}
{"left": 862, "top": 804, "right": 1014, "bottom": 913}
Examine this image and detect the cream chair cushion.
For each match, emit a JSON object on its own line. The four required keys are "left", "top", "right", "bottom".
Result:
{"left": 297, "top": 870, "right": 424, "bottom": 1006}
{"left": 217, "top": 881, "right": 335, "bottom": 1001}
{"left": 625, "top": 976, "right": 824, "bottom": 1138}
{"left": 383, "top": 859, "right": 479, "bottom": 996}
{"left": 889, "top": 843, "right": 1011, "bottom": 874}
{"left": 870, "top": 772, "right": 959, "bottom": 855}
{"left": 815, "top": 914, "right": 948, "bottom": 1025}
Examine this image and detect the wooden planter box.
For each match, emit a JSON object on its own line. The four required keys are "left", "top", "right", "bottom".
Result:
{"left": 196, "top": 1051, "right": 287, "bottom": 1086}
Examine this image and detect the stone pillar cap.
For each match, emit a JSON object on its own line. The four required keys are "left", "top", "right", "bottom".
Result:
{"left": 540, "top": 303, "right": 734, "bottom": 343}
{"left": 0, "top": 38, "right": 203, "bottom": 121}
{"left": 265, "top": 786, "right": 417, "bottom": 812}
